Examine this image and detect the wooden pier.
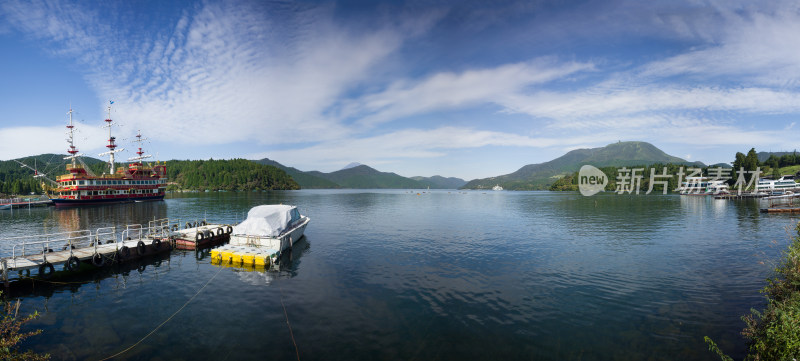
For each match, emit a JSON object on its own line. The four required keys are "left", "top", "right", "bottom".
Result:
{"left": 0, "top": 218, "right": 231, "bottom": 287}
{"left": 0, "top": 197, "right": 53, "bottom": 210}
{"left": 714, "top": 193, "right": 768, "bottom": 199}
{"left": 760, "top": 207, "right": 800, "bottom": 213}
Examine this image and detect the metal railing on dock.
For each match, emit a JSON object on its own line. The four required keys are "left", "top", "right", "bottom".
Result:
{"left": 714, "top": 193, "right": 768, "bottom": 199}
{"left": 0, "top": 217, "right": 191, "bottom": 287}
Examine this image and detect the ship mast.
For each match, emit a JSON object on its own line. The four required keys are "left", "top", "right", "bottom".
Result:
{"left": 64, "top": 107, "right": 82, "bottom": 167}
{"left": 127, "top": 130, "right": 152, "bottom": 164}
{"left": 97, "top": 102, "right": 124, "bottom": 175}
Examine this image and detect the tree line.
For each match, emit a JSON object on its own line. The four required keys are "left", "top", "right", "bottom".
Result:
{"left": 550, "top": 148, "right": 800, "bottom": 192}
{"left": 165, "top": 159, "right": 299, "bottom": 191}
{"left": 0, "top": 156, "right": 300, "bottom": 196}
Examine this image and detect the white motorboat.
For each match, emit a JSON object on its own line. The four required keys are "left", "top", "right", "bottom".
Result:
{"left": 227, "top": 205, "right": 310, "bottom": 264}
{"left": 492, "top": 184, "right": 503, "bottom": 191}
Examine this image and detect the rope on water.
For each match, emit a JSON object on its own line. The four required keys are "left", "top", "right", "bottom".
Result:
{"left": 280, "top": 285, "right": 300, "bottom": 361}
{"left": 99, "top": 266, "right": 223, "bottom": 360}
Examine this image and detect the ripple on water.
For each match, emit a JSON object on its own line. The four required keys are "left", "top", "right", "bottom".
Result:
{"left": 1, "top": 191, "right": 794, "bottom": 360}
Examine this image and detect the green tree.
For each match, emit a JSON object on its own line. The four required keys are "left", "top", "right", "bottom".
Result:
{"left": 0, "top": 292, "right": 49, "bottom": 360}
{"left": 744, "top": 148, "right": 759, "bottom": 172}
{"left": 731, "top": 152, "right": 746, "bottom": 185}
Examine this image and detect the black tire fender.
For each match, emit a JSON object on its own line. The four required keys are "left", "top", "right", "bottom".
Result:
{"left": 92, "top": 253, "right": 105, "bottom": 267}
{"left": 39, "top": 262, "right": 55, "bottom": 278}
{"left": 65, "top": 256, "right": 80, "bottom": 271}
{"left": 136, "top": 241, "right": 146, "bottom": 255}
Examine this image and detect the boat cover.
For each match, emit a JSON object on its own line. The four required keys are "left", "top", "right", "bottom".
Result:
{"left": 233, "top": 205, "right": 302, "bottom": 237}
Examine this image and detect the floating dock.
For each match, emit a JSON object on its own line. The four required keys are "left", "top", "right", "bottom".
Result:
{"left": 210, "top": 245, "right": 277, "bottom": 268}
{"left": 760, "top": 207, "right": 800, "bottom": 213}
{"left": 714, "top": 193, "right": 768, "bottom": 199}
{"left": 172, "top": 222, "right": 232, "bottom": 250}
{"left": 0, "top": 198, "right": 53, "bottom": 210}
{"left": 0, "top": 218, "right": 231, "bottom": 287}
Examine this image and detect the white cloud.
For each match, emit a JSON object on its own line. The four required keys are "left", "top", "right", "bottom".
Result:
{"left": 3, "top": 0, "right": 800, "bottom": 179}
{"left": 0, "top": 0, "right": 440, "bottom": 146}
{"left": 502, "top": 86, "right": 800, "bottom": 125}
{"left": 341, "top": 59, "right": 594, "bottom": 126}
{"left": 0, "top": 125, "right": 107, "bottom": 161}
{"left": 643, "top": 3, "right": 800, "bottom": 86}
{"left": 251, "top": 126, "right": 621, "bottom": 172}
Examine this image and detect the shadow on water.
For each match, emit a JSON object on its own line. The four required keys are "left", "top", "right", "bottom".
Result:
{"left": 3, "top": 251, "right": 173, "bottom": 299}
{"left": 5, "top": 234, "right": 314, "bottom": 299}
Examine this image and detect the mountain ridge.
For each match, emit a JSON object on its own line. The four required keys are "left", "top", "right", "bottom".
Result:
{"left": 462, "top": 141, "right": 703, "bottom": 190}
{"left": 256, "top": 159, "right": 466, "bottom": 189}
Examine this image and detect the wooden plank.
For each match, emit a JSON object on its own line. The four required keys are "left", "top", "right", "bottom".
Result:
{"left": 2, "top": 238, "right": 164, "bottom": 270}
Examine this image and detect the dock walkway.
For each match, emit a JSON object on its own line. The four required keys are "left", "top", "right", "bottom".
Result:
{"left": 0, "top": 218, "right": 230, "bottom": 286}
{"left": 0, "top": 197, "right": 53, "bottom": 210}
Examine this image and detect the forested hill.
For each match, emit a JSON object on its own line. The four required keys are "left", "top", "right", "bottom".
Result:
{"left": 165, "top": 159, "right": 299, "bottom": 191}
{"left": 0, "top": 154, "right": 107, "bottom": 196}
{"left": 462, "top": 141, "right": 696, "bottom": 190}
{"left": 0, "top": 156, "right": 299, "bottom": 196}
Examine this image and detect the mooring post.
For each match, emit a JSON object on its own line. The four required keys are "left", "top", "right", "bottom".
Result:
{"left": 2, "top": 259, "right": 9, "bottom": 289}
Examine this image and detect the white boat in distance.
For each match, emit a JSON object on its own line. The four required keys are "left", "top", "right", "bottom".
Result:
{"left": 756, "top": 176, "right": 800, "bottom": 195}
{"left": 228, "top": 205, "right": 310, "bottom": 262}
{"left": 678, "top": 177, "right": 729, "bottom": 195}
{"left": 492, "top": 184, "right": 503, "bottom": 191}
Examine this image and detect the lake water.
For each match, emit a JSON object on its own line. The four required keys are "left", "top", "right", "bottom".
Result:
{"left": 0, "top": 190, "right": 796, "bottom": 360}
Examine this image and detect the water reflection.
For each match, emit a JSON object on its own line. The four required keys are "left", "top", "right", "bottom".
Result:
{"left": 50, "top": 201, "right": 168, "bottom": 233}
{"left": 5, "top": 251, "right": 172, "bottom": 299}
{"left": 0, "top": 202, "right": 168, "bottom": 257}
{"left": 1, "top": 191, "right": 797, "bottom": 360}
{"left": 215, "top": 237, "right": 311, "bottom": 286}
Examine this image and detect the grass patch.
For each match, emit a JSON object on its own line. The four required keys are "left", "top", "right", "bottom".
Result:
{"left": 777, "top": 165, "right": 800, "bottom": 177}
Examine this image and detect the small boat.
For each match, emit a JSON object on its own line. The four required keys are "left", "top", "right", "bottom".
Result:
{"left": 492, "top": 184, "right": 503, "bottom": 191}
{"left": 0, "top": 204, "right": 11, "bottom": 210}
{"left": 222, "top": 205, "right": 310, "bottom": 267}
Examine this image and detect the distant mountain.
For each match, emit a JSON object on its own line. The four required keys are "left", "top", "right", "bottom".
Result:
{"left": 320, "top": 165, "right": 424, "bottom": 189}
{"left": 462, "top": 141, "right": 700, "bottom": 190}
{"left": 255, "top": 158, "right": 341, "bottom": 189}
{"left": 256, "top": 159, "right": 438, "bottom": 189}
{"left": 341, "top": 162, "right": 363, "bottom": 170}
{"left": 410, "top": 175, "right": 467, "bottom": 189}
{"left": 757, "top": 151, "right": 797, "bottom": 163}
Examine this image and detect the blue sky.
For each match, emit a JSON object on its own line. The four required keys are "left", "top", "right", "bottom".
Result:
{"left": 1, "top": 0, "right": 799, "bottom": 180}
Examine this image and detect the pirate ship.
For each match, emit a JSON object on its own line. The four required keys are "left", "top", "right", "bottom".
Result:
{"left": 46, "top": 105, "right": 166, "bottom": 206}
